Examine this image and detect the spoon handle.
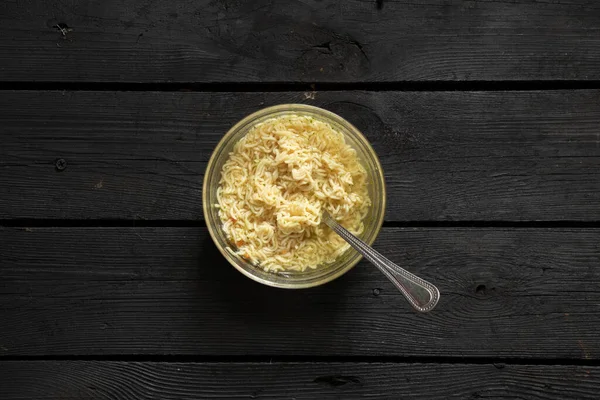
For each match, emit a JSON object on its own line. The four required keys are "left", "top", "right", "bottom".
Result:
{"left": 323, "top": 213, "right": 440, "bottom": 312}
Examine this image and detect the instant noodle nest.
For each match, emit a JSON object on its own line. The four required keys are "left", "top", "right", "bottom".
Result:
{"left": 216, "top": 114, "right": 371, "bottom": 272}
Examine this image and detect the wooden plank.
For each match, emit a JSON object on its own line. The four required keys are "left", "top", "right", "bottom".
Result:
{"left": 1, "top": 226, "right": 599, "bottom": 358}
{"left": 2, "top": 90, "right": 600, "bottom": 221}
{"left": 1, "top": 0, "right": 600, "bottom": 82}
{"left": 1, "top": 361, "right": 599, "bottom": 400}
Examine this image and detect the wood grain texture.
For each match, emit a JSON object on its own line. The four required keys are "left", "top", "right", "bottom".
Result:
{"left": 2, "top": 90, "right": 600, "bottom": 221}
{"left": 1, "top": 361, "right": 599, "bottom": 400}
{"left": 2, "top": 226, "right": 599, "bottom": 358}
{"left": 1, "top": 0, "right": 600, "bottom": 82}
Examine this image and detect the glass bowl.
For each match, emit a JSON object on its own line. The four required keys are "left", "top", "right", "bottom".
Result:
{"left": 203, "top": 104, "right": 386, "bottom": 288}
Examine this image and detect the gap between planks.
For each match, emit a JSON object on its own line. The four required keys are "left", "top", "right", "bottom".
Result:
{"left": 3, "top": 220, "right": 600, "bottom": 228}
{"left": 1, "top": 81, "right": 600, "bottom": 93}
{"left": 0, "top": 355, "right": 599, "bottom": 367}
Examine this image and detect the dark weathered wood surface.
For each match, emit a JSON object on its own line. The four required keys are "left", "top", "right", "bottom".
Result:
{"left": 1, "top": 0, "right": 600, "bottom": 82}
{"left": 1, "top": 361, "right": 599, "bottom": 400}
{"left": 2, "top": 226, "right": 599, "bottom": 358}
{"left": 2, "top": 0, "right": 599, "bottom": 395}
{"left": 3, "top": 90, "right": 600, "bottom": 221}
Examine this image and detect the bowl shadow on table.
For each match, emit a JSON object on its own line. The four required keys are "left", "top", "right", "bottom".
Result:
{"left": 196, "top": 234, "right": 361, "bottom": 353}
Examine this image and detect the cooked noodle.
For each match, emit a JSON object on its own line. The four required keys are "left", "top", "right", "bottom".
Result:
{"left": 217, "top": 114, "right": 371, "bottom": 272}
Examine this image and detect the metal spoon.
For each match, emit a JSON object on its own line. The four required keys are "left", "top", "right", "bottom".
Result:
{"left": 323, "top": 211, "right": 440, "bottom": 312}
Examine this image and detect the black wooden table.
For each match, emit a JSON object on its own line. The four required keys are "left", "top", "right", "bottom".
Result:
{"left": 2, "top": 1, "right": 600, "bottom": 398}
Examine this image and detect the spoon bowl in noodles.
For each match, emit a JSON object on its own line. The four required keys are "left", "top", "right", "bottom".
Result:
{"left": 203, "top": 104, "right": 386, "bottom": 288}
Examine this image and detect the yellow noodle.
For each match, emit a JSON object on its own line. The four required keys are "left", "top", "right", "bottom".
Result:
{"left": 217, "top": 115, "right": 370, "bottom": 272}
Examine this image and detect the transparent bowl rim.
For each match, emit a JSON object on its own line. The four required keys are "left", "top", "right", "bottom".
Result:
{"left": 202, "top": 104, "right": 386, "bottom": 289}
